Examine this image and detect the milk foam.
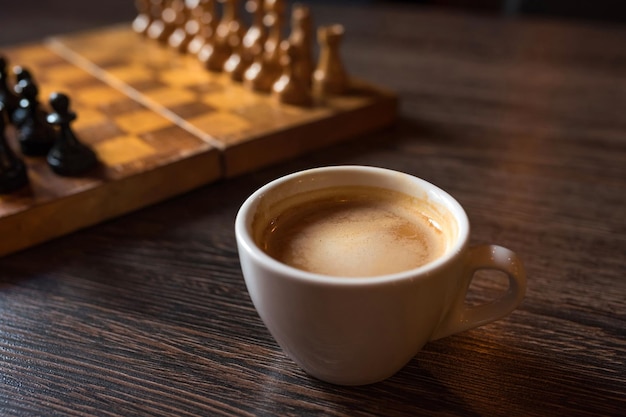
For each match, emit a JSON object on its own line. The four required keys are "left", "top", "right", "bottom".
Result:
{"left": 259, "top": 187, "right": 446, "bottom": 277}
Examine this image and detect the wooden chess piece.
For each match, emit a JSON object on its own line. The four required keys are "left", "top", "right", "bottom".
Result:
{"left": 224, "top": 0, "right": 267, "bottom": 81}
{"left": 272, "top": 40, "right": 312, "bottom": 107}
{"left": 168, "top": 0, "right": 194, "bottom": 52}
{"left": 148, "top": 0, "right": 187, "bottom": 44}
{"left": 242, "top": 45, "right": 271, "bottom": 92}
{"left": 13, "top": 79, "right": 55, "bottom": 156}
{"left": 0, "top": 56, "right": 19, "bottom": 124}
{"left": 144, "top": 0, "right": 167, "bottom": 38}
{"left": 261, "top": 0, "right": 285, "bottom": 79}
{"left": 0, "top": 103, "right": 29, "bottom": 194}
{"left": 199, "top": 0, "right": 246, "bottom": 72}
{"left": 46, "top": 93, "right": 98, "bottom": 176}
{"left": 132, "top": 0, "right": 154, "bottom": 35}
{"left": 186, "top": 0, "right": 217, "bottom": 55}
{"left": 243, "top": 0, "right": 284, "bottom": 92}
{"left": 169, "top": 0, "right": 208, "bottom": 52}
{"left": 314, "top": 24, "right": 349, "bottom": 96}
{"left": 288, "top": 3, "right": 314, "bottom": 88}
{"left": 262, "top": 0, "right": 284, "bottom": 58}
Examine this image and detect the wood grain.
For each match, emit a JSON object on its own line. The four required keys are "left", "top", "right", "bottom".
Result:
{"left": 1, "top": 3, "right": 625, "bottom": 417}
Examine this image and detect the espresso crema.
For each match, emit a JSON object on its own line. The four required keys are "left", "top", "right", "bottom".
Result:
{"left": 256, "top": 186, "right": 448, "bottom": 277}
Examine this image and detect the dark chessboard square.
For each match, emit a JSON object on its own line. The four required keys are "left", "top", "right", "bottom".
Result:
{"left": 30, "top": 54, "right": 69, "bottom": 69}
{"left": 99, "top": 97, "right": 145, "bottom": 117}
{"left": 185, "top": 81, "right": 224, "bottom": 95}
{"left": 76, "top": 120, "right": 126, "bottom": 145}
{"left": 168, "top": 101, "right": 216, "bottom": 120}
{"left": 63, "top": 75, "right": 105, "bottom": 91}
{"left": 127, "top": 78, "right": 167, "bottom": 92}
{"left": 140, "top": 125, "right": 208, "bottom": 154}
{"left": 96, "top": 57, "right": 135, "bottom": 69}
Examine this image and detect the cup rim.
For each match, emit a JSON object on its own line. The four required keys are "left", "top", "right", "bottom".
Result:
{"left": 235, "top": 165, "right": 470, "bottom": 286}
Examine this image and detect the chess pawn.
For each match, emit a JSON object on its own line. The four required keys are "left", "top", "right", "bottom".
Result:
{"left": 11, "top": 66, "right": 34, "bottom": 127}
{"left": 169, "top": 0, "right": 207, "bottom": 52}
{"left": 199, "top": 0, "right": 246, "bottom": 72}
{"left": 222, "top": 35, "right": 247, "bottom": 81}
{"left": 132, "top": 0, "right": 153, "bottom": 35}
{"left": 143, "top": 0, "right": 167, "bottom": 37}
{"left": 314, "top": 24, "right": 349, "bottom": 96}
{"left": 224, "top": 0, "right": 267, "bottom": 81}
{"left": 13, "top": 79, "right": 56, "bottom": 156}
{"left": 186, "top": 0, "right": 217, "bottom": 55}
{"left": 0, "top": 103, "right": 29, "bottom": 194}
{"left": 272, "top": 41, "right": 312, "bottom": 107}
{"left": 243, "top": 0, "right": 284, "bottom": 92}
{"left": 0, "top": 56, "right": 20, "bottom": 124}
{"left": 261, "top": 0, "right": 285, "bottom": 79}
{"left": 13, "top": 66, "right": 33, "bottom": 85}
{"left": 46, "top": 93, "right": 98, "bottom": 176}
{"left": 287, "top": 3, "right": 314, "bottom": 88}
{"left": 243, "top": 44, "right": 274, "bottom": 93}
{"left": 169, "top": 0, "right": 199, "bottom": 52}
{"left": 148, "top": 0, "right": 187, "bottom": 44}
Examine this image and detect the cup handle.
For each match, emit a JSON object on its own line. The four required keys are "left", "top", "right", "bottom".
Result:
{"left": 430, "top": 245, "right": 527, "bottom": 341}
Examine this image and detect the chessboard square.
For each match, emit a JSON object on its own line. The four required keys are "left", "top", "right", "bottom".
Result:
{"left": 160, "top": 67, "right": 212, "bottom": 87}
{"left": 272, "top": 103, "right": 332, "bottom": 123}
{"left": 188, "top": 111, "right": 251, "bottom": 138}
{"left": 97, "top": 56, "right": 133, "bottom": 69}
{"left": 114, "top": 109, "right": 174, "bottom": 134}
{"left": 127, "top": 78, "right": 167, "bottom": 92}
{"left": 44, "top": 65, "right": 89, "bottom": 84}
{"left": 201, "top": 85, "right": 262, "bottom": 111}
{"left": 99, "top": 97, "right": 144, "bottom": 117}
{"left": 189, "top": 81, "right": 224, "bottom": 95}
{"left": 64, "top": 75, "right": 104, "bottom": 91}
{"left": 106, "top": 65, "right": 152, "bottom": 84}
{"left": 7, "top": 45, "right": 65, "bottom": 67}
{"left": 168, "top": 101, "right": 216, "bottom": 120}
{"left": 142, "top": 87, "right": 197, "bottom": 107}
{"left": 234, "top": 103, "right": 300, "bottom": 127}
{"left": 72, "top": 108, "right": 109, "bottom": 129}
{"left": 76, "top": 121, "right": 126, "bottom": 145}
{"left": 141, "top": 125, "right": 209, "bottom": 153}
{"left": 74, "top": 85, "right": 130, "bottom": 106}
{"left": 94, "top": 135, "right": 156, "bottom": 166}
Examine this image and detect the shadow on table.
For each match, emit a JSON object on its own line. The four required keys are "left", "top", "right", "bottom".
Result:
{"left": 262, "top": 331, "right": 621, "bottom": 417}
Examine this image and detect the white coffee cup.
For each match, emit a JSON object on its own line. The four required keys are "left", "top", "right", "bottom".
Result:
{"left": 235, "top": 166, "right": 526, "bottom": 385}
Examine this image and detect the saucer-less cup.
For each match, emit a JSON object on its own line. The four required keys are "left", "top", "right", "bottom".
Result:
{"left": 235, "top": 166, "right": 526, "bottom": 385}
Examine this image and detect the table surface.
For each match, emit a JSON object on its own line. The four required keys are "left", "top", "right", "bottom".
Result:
{"left": 1, "top": 2, "right": 625, "bottom": 416}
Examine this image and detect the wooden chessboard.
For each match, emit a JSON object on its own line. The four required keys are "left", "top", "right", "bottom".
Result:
{"left": 0, "top": 25, "right": 397, "bottom": 257}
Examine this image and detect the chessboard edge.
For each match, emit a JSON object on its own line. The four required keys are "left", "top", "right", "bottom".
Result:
{"left": 223, "top": 92, "right": 399, "bottom": 177}
{"left": 0, "top": 149, "right": 221, "bottom": 258}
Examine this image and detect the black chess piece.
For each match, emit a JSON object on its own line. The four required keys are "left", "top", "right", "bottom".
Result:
{"left": 46, "top": 92, "right": 98, "bottom": 176}
{"left": 11, "top": 68, "right": 35, "bottom": 128}
{"left": 0, "top": 103, "right": 29, "bottom": 194}
{"left": 13, "top": 65, "right": 33, "bottom": 85}
{"left": 13, "top": 78, "right": 56, "bottom": 155}
{"left": 0, "top": 56, "right": 20, "bottom": 124}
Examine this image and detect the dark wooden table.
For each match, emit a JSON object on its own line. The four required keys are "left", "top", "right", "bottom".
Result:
{"left": 1, "top": 2, "right": 625, "bottom": 416}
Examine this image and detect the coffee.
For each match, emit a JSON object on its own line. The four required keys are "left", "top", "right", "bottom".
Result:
{"left": 255, "top": 186, "right": 448, "bottom": 277}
